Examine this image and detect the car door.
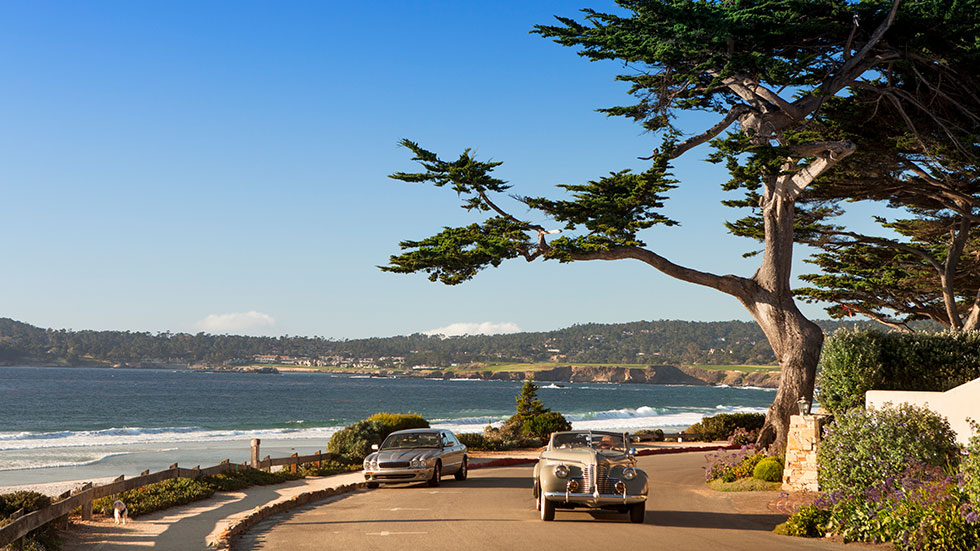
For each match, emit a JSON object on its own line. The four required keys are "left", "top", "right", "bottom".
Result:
{"left": 440, "top": 432, "right": 463, "bottom": 473}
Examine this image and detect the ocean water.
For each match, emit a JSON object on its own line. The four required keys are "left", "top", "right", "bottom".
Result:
{"left": 0, "top": 366, "right": 774, "bottom": 485}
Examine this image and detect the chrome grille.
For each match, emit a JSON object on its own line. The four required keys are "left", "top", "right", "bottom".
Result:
{"left": 581, "top": 464, "right": 594, "bottom": 492}
{"left": 379, "top": 461, "right": 409, "bottom": 468}
{"left": 596, "top": 464, "right": 618, "bottom": 494}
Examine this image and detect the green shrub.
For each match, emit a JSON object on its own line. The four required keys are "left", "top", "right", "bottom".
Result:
{"left": 521, "top": 411, "right": 571, "bottom": 440}
{"left": 202, "top": 468, "right": 303, "bottom": 491}
{"left": 0, "top": 491, "right": 55, "bottom": 551}
{"left": 774, "top": 505, "right": 830, "bottom": 537}
{"left": 457, "top": 429, "right": 540, "bottom": 451}
{"left": 824, "top": 464, "right": 980, "bottom": 549}
{"left": 298, "top": 460, "right": 362, "bottom": 477}
{"left": 365, "top": 412, "right": 429, "bottom": 433}
{"left": 752, "top": 457, "right": 783, "bottom": 482}
{"left": 961, "top": 420, "right": 980, "bottom": 507}
{"left": 686, "top": 412, "right": 765, "bottom": 441}
{"left": 327, "top": 412, "right": 429, "bottom": 462}
{"left": 704, "top": 447, "right": 770, "bottom": 482}
{"left": 0, "top": 491, "right": 51, "bottom": 518}
{"left": 817, "top": 404, "right": 960, "bottom": 497}
{"left": 633, "top": 429, "right": 665, "bottom": 441}
{"left": 93, "top": 478, "right": 215, "bottom": 517}
{"left": 819, "top": 329, "right": 980, "bottom": 415}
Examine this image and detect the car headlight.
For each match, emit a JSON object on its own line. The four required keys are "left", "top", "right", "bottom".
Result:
{"left": 411, "top": 458, "right": 425, "bottom": 468}
{"left": 622, "top": 467, "right": 636, "bottom": 480}
{"left": 554, "top": 465, "right": 569, "bottom": 478}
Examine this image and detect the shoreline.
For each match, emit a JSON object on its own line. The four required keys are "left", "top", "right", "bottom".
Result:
{"left": 2, "top": 362, "right": 780, "bottom": 388}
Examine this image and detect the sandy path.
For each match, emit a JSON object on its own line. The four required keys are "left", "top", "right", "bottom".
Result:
{"left": 59, "top": 472, "right": 365, "bottom": 551}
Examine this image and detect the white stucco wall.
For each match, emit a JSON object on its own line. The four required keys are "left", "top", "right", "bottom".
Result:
{"left": 866, "top": 377, "right": 980, "bottom": 445}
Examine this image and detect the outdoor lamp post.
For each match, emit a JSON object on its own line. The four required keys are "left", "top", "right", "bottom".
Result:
{"left": 797, "top": 396, "right": 812, "bottom": 416}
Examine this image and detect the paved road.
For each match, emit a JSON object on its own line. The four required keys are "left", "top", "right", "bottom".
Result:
{"left": 236, "top": 453, "right": 851, "bottom": 551}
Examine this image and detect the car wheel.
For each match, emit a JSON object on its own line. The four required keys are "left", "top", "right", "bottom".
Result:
{"left": 629, "top": 502, "right": 645, "bottom": 524}
{"left": 454, "top": 457, "right": 468, "bottom": 481}
{"left": 427, "top": 461, "right": 442, "bottom": 487}
{"left": 533, "top": 481, "right": 541, "bottom": 510}
{"left": 366, "top": 481, "right": 379, "bottom": 489}
{"left": 541, "top": 496, "right": 555, "bottom": 521}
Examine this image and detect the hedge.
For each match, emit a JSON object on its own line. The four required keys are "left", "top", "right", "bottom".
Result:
{"left": 818, "top": 329, "right": 980, "bottom": 415}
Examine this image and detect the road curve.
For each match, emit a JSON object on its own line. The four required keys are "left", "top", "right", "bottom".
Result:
{"left": 235, "top": 452, "right": 850, "bottom": 551}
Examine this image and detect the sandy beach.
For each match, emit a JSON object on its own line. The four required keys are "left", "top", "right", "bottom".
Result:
{"left": 0, "top": 477, "right": 118, "bottom": 498}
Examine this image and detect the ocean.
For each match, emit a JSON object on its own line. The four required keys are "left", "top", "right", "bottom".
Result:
{"left": 0, "top": 366, "right": 774, "bottom": 486}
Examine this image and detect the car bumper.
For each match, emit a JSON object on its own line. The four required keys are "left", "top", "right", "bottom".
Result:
{"left": 543, "top": 491, "right": 646, "bottom": 506}
{"left": 364, "top": 467, "right": 434, "bottom": 484}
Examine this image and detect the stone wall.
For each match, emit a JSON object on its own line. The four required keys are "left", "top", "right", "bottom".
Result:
{"left": 782, "top": 414, "right": 828, "bottom": 492}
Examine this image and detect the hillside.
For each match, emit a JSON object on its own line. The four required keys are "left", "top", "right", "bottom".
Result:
{"left": 0, "top": 317, "right": 895, "bottom": 369}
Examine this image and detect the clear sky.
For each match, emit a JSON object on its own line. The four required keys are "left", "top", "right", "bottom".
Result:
{"left": 1, "top": 1, "right": 842, "bottom": 339}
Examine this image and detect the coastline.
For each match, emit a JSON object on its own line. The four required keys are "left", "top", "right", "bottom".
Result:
{"left": 278, "top": 364, "right": 781, "bottom": 388}
{"left": 2, "top": 362, "right": 779, "bottom": 388}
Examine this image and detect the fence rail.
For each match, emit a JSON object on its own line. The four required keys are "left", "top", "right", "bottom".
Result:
{"left": 0, "top": 440, "right": 337, "bottom": 548}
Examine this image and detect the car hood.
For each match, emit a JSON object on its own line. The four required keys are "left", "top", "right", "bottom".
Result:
{"left": 370, "top": 448, "right": 441, "bottom": 462}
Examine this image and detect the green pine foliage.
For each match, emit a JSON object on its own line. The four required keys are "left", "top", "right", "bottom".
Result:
{"left": 501, "top": 377, "right": 571, "bottom": 440}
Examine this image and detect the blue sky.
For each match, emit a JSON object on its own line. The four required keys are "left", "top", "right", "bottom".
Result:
{"left": 1, "top": 1, "right": 845, "bottom": 338}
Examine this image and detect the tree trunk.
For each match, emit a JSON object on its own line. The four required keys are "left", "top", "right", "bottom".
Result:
{"left": 746, "top": 297, "right": 824, "bottom": 450}
{"left": 747, "top": 192, "right": 825, "bottom": 450}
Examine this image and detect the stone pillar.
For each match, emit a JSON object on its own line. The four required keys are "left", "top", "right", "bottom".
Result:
{"left": 782, "top": 414, "right": 828, "bottom": 492}
{"left": 250, "top": 439, "right": 261, "bottom": 469}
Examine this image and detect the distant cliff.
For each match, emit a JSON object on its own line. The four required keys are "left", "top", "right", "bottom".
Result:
{"left": 422, "top": 364, "right": 780, "bottom": 388}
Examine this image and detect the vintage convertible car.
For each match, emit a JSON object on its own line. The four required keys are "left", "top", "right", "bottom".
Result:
{"left": 533, "top": 430, "right": 648, "bottom": 522}
{"left": 362, "top": 428, "right": 467, "bottom": 488}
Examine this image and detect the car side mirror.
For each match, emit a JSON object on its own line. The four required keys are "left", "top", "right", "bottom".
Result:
{"left": 371, "top": 444, "right": 379, "bottom": 451}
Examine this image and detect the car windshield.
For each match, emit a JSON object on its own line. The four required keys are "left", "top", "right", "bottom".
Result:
{"left": 552, "top": 432, "right": 626, "bottom": 452}
{"left": 380, "top": 432, "right": 441, "bottom": 449}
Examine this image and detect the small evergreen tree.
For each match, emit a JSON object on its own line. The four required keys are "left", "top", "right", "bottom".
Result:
{"left": 500, "top": 376, "right": 571, "bottom": 440}
{"left": 515, "top": 376, "right": 548, "bottom": 419}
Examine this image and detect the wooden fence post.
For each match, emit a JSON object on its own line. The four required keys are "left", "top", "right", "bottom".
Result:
{"left": 290, "top": 453, "right": 299, "bottom": 473}
{"left": 251, "top": 439, "right": 261, "bottom": 469}
{"left": 77, "top": 482, "right": 93, "bottom": 521}
{"left": 315, "top": 450, "right": 322, "bottom": 468}
{"left": 262, "top": 456, "right": 271, "bottom": 471}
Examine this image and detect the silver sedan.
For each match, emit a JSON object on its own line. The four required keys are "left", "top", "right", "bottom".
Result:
{"left": 363, "top": 428, "right": 468, "bottom": 488}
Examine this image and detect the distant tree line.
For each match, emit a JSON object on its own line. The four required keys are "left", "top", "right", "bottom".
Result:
{"left": 0, "top": 317, "right": 933, "bottom": 368}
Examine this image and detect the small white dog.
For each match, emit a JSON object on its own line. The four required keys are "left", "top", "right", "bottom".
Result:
{"left": 112, "top": 500, "right": 128, "bottom": 525}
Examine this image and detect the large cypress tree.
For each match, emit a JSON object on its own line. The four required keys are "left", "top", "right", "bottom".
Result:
{"left": 383, "top": 0, "right": 980, "bottom": 448}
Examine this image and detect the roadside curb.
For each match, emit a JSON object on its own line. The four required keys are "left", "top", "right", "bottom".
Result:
{"left": 209, "top": 482, "right": 365, "bottom": 550}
